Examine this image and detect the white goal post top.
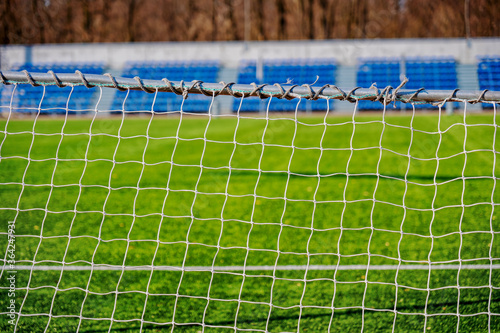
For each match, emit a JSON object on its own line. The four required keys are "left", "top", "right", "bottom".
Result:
{"left": 1, "top": 70, "right": 499, "bottom": 105}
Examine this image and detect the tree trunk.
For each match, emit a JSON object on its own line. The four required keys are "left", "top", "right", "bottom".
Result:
{"left": 127, "top": 0, "right": 137, "bottom": 42}
{"left": 276, "top": 0, "right": 286, "bottom": 40}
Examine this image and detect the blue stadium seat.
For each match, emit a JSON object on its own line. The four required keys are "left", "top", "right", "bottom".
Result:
{"left": 477, "top": 56, "right": 500, "bottom": 108}
{"left": 356, "top": 56, "right": 458, "bottom": 110}
{"left": 234, "top": 58, "right": 337, "bottom": 112}
{"left": 356, "top": 58, "right": 401, "bottom": 110}
{"left": 112, "top": 60, "right": 220, "bottom": 113}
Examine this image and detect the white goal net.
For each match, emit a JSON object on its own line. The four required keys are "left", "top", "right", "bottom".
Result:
{"left": 0, "top": 71, "right": 499, "bottom": 332}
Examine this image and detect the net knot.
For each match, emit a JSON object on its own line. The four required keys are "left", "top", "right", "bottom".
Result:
{"left": 403, "top": 87, "right": 425, "bottom": 103}
{"left": 273, "top": 83, "right": 298, "bottom": 100}
{"left": 47, "top": 70, "right": 64, "bottom": 88}
{"left": 189, "top": 80, "right": 212, "bottom": 97}
{"left": 273, "top": 83, "right": 285, "bottom": 98}
{"left": 218, "top": 81, "right": 238, "bottom": 97}
{"left": 369, "top": 83, "right": 382, "bottom": 102}
{"left": 75, "top": 70, "right": 93, "bottom": 88}
{"left": 180, "top": 80, "right": 189, "bottom": 99}
{"left": 326, "top": 85, "right": 348, "bottom": 101}
{"left": 470, "top": 89, "right": 488, "bottom": 104}
{"left": 390, "top": 76, "right": 409, "bottom": 103}
{"left": 134, "top": 76, "right": 155, "bottom": 93}
{"left": 371, "top": 77, "right": 409, "bottom": 107}
{"left": 0, "top": 71, "right": 8, "bottom": 85}
{"left": 312, "top": 84, "right": 330, "bottom": 100}
{"left": 23, "top": 70, "right": 39, "bottom": 87}
{"left": 345, "top": 87, "right": 360, "bottom": 103}
{"left": 434, "top": 88, "right": 459, "bottom": 107}
{"left": 382, "top": 86, "right": 393, "bottom": 105}
{"left": 301, "top": 84, "right": 315, "bottom": 100}
{"left": 161, "top": 78, "right": 184, "bottom": 96}
{"left": 298, "top": 76, "right": 320, "bottom": 100}
{"left": 250, "top": 82, "right": 269, "bottom": 99}
{"left": 104, "top": 73, "right": 127, "bottom": 91}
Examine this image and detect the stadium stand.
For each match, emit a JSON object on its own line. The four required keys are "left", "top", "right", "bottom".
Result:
{"left": 406, "top": 56, "right": 458, "bottom": 90}
{"left": 234, "top": 58, "right": 337, "bottom": 112}
{"left": 111, "top": 60, "right": 219, "bottom": 112}
{"left": 477, "top": 56, "right": 500, "bottom": 109}
{"left": 1, "top": 62, "right": 104, "bottom": 113}
{"left": 356, "top": 56, "right": 458, "bottom": 110}
{"left": 478, "top": 56, "right": 500, "bottom": 90}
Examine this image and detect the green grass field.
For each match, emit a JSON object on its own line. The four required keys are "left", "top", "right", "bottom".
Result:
{"left": 1, "top": 112, "right": 500, "bottom": 332}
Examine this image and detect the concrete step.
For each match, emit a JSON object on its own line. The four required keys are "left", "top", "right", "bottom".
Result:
{"left": 215, "top": 66, "right": 239, "bottom": 114}
{"left": 93, "top": 68, "right": 123, "bottom": 113}
{"left": 334, "top": 66, "right": 357, "bottom": 112}
{"left": 457, "top": 64, "right": 479, "bottom": 90}
{"left": 457, "top": 64, "right": 481, "bottom": 110}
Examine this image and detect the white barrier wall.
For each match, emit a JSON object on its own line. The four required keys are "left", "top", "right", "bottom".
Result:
{"left": 1, "top": 38, "right": 499, "bottom": 70}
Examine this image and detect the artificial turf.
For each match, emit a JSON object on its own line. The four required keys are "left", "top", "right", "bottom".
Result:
{"left": 1, "top": 110, "right": 500, "bottom": 332}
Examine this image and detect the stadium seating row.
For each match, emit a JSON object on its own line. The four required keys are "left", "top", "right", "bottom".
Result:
{"left": 478, "top": 56, "right": 500, "bottom": 91}
{"left": 356, "top": 57, "right": 459, "bottom": 110}
{"left": 112, "top": 61, "right": 220, "bottom": 113}
{"left": 1, "top": 56, "right": 499, "bottom": 113}
{"left": 235, "top": 58, "right": 337, "bottom": 112}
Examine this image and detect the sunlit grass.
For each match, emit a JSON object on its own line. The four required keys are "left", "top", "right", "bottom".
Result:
{"left": 1, "top": 111, "right": 499, "bottom": 332}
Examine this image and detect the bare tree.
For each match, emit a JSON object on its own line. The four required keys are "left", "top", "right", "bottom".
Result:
{"left": 0, "top": 0, "right": 498, "bottom": 44}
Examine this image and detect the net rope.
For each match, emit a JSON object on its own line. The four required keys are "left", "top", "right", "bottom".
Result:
{"left": 0, "top": 79, "right": 499, "bottom": 332}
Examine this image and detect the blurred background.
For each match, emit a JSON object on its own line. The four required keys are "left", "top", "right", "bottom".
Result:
{"left": 1, "top": 0, "right": 498, "bottom": 43}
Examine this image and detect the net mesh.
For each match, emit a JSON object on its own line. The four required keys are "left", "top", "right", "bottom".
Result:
{"left": 0, "top": 82, "right": 499, "bottom": 332}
